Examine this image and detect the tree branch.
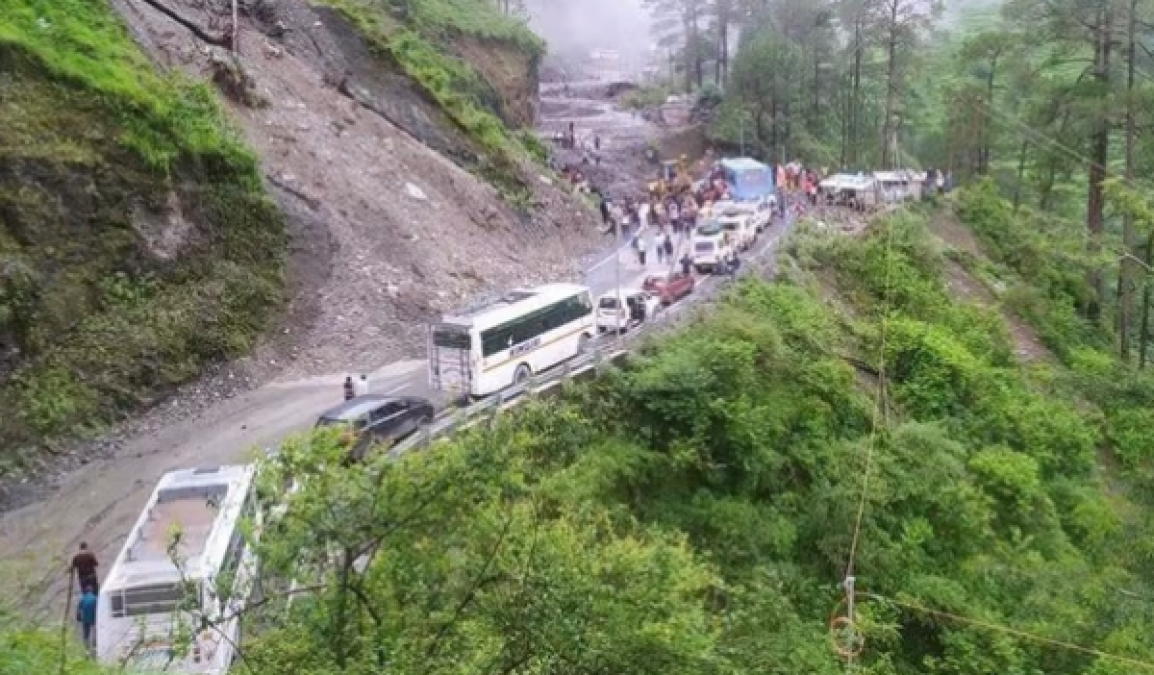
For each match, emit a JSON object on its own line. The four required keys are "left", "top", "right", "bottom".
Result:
{"left": 425, "top": 511, "right": 515, "bottom": 659}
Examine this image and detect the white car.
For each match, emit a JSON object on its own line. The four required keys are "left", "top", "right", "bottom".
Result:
{"left": 595, "top": 288, "right": 661, "bottom": 333}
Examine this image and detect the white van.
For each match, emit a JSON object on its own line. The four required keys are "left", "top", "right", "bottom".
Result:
{"left": 691, "top": 221, "right": 734, "bottom": 274}
{"left": 716, "top": 200, "right": 773, "bottom": 232}
{"left": 595, "top": 288, "right": 660, "bottom": 334}
{"left": 717, "top": 213, "right": 755, "bottom": 251}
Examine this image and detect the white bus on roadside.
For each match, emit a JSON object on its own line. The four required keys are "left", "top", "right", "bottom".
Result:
{"left": 428, "top": 283, "right": 596, "bottom": 399}
{"left": 97, "top": 465, "right": 260, "bottom": 675}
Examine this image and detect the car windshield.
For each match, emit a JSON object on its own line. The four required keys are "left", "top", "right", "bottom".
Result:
{"left": 695, "top": 242, "right": 714, "bottom": 252}
{"left": 598, "top": 297, "right": 620, "bottom": 310}
{"left": 317, "top": 417, "right": 367, "bottom": 431}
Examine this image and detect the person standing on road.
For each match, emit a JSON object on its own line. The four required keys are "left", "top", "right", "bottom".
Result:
{"left": 77, "top": 584, "right": 98, "bottom": 654}
{"left": 680, "top": 252, "right": 693, "bottom": 276}
{"left": 663, "top": 234, "right": 674, "bottom": 265}
{"left": 343, "top": 376, "right": 355, "bottom": 401}
{"left": 71, "top": 542, "right": 99, "bottom": 594}
{"left": 355, "top": 374, "right": 370, "bottom": 397}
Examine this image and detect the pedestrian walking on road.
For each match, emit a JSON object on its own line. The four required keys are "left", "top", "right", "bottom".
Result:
{"left": 663, "top": 234, "right": 674, "bottom": 263}
{"left": 71, "top": 542, "right": 99, "bottom": 594}
{"left": 343, "top": 376, "right": 355, "bottom": 401}
{"left": 355, "top": 374, "right": 370, "bottom": 397}
{"left": 634, "top": 235, "right": 648, "bottom": 267}
{"left": 77, "top": 584, "right": 98, "bottom": 654}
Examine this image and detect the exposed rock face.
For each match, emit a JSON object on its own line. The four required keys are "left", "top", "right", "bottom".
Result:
{"left": 0, "top": 42, "right": 285, "bottom": 451}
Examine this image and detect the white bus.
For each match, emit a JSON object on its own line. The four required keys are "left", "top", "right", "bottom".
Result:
{"left": 97, "top": 465, "right": 261, "bottom": 674}
{"left": 428, "top": 283, "right": 596, "bottom": 398}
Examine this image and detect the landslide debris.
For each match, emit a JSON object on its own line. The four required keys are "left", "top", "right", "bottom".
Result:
{"left": 113, "top": 0, "right": 607, "bottom": 379}
{"left": 0, "top": 0, "right": 285, "bottom": 475}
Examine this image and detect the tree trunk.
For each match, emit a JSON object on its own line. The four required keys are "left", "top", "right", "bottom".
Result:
{"left": 979, "top": 53, "right": 1000, "bottom": 174}
{"left": 1013, "top": 139, "right": 1029, "bottom": 212}
{"left": 849, "top": 24, "right": 863, "bottom": 167}
{"left": 1086, "top": 3, "right": 1113, "bottom": 324}
{"left": 1142, "top": 233, "right": 1154, "bottom": 368}
{"left": 880, "top": 2, "right": 900, "bottom": 169}
{"left": 1119, "top": 0, "right": 1138, "bottom": 360}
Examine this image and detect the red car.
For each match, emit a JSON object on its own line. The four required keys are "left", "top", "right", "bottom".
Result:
{"left": 642, "top": 271, "right": 696, "bottom": 306}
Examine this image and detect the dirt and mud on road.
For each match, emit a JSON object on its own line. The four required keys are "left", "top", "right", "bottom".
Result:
{"left": 538, "top": 80, "right": 666, "bottom": 203}
{"left": 0, "top": 73, "right": 672, "bottom": 621}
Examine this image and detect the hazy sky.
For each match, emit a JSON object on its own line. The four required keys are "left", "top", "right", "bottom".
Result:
{"left": 524, "top": 0, "right": 654, "bottom": 62}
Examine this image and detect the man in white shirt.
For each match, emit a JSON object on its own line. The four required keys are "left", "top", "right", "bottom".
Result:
{"left": 354, "top": 374, "right": 370, "bottom": 397}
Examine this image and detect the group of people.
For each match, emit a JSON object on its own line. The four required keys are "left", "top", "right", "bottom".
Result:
{"left": 551, "top": 121, "right": 603, "bottom": 166}
{"left": 69, "top": 542, "right": 100, "bottom": 654}
{"left": 343, "top": 374, "right": 371, "bottom": 401}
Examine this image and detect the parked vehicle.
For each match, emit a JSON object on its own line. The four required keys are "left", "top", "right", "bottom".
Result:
{"left": 642, "top": 271, "right": 696, "bottom": 305}
{"left": 595, "top": 288, "right": 660, "bottom": 334}
{"left": 98, "top": 465, "right": 260, "bottom": 674}
{"left": 691, "top": 220, "right": 733, "bottom": 274}
{"left": 717, "top": 212, "right": 756, "bottom": 251}
{"left": 428, "top": 283, "right": 596, "bottom": 398}
{"left": 315, "top": 395, "right": 436, "bottom": 459}
{"left": 714, "top": 199, "right": 773, "bottom": 232}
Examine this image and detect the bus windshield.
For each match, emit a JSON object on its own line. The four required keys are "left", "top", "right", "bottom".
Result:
{"left": 738, "top": 168, "right": 772, "bottom": 194}
{"left": 432, "top": 328, "right": 471, "bottom": 350}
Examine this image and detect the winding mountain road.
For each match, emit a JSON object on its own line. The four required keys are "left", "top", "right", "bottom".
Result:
{"left": 0, "top": 83, "right": 796, "bottom": 622}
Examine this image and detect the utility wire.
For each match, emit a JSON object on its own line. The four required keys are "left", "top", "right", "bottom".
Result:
{"left": 860, "top": 592, "right": 1154, "bottom": 672}
{"left": 836, "top": 134, "right": 908, "bottom": 670}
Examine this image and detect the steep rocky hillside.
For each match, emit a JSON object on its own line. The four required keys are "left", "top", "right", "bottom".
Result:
{"left": 0, "top": 0, "right": 286, "bottom": 471}
{"left": 113, "top": 0, "right": 605, "bottom": 378}
{"left": 0, "top": 0, "right": 604, "bottom": 473}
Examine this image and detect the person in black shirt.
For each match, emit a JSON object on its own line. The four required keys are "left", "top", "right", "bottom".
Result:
{"left": 71, "top": 542, "right": 99, "bottom": 594}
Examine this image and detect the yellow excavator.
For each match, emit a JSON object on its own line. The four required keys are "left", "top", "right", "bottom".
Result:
{"left": 648, "top": 155, "right": 692, "bottom": 200}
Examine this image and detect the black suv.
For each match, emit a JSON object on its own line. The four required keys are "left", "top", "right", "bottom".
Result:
{"left": 315, "top": 395, "right": 436, "bottom": 459}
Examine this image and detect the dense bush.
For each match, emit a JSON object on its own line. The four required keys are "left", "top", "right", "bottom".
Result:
{"left": 230, "top": 212, "right": 1154, "bottom": 674}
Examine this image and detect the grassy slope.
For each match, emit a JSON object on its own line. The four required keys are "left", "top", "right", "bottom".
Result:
{"left": 318, "top": 0, "right": 546, "bottom": 193}
{"left": 0, "top": 0, "right": 284, "bottom": 472}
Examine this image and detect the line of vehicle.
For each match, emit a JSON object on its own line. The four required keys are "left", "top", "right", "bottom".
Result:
{"left": 396, "top": 213, "right": 794, "bottom": 456}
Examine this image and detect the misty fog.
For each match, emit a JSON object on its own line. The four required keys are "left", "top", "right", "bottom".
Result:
{"left": 524, "top": 0, "right": 654, "bottom": 66}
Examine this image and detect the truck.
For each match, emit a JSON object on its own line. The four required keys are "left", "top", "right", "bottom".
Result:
{"left": 716, "top": 211, "right": 757, "bottom": 251}
{"left": 691, "top": 220, "right": 734, "bottom": 274}
{"left": 717, "top": 157, "right": 777, "bottom": 215}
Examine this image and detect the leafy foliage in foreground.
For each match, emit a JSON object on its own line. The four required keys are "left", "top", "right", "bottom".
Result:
{"left": 238, "top": 213, "right": 1154, "bottom": 674}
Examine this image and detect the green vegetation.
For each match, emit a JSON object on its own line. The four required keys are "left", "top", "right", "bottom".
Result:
{"left": 320, "top": 0, "right": 545, "bottom": 196}
{"left": 620, "top": 84, "right": 673, "bottom": 110}
{"left": 110, "top": 206, "right": 1143, "bottom": 674}
{"left": 953, "top": 181, "right": 1154, "bottom": 492}
{"left": 0, "top": 0, "right": 284, "bottom": 471}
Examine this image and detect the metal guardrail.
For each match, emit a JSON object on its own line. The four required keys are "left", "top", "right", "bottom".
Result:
{"left": 386, "top": 222, "right": 789, "bottom": 459}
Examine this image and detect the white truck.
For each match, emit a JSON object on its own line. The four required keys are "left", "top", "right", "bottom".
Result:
{"left": 691, "top": 221, "right": 734, "bottom": 274}
{"left": 717, "top": 212, "right": 756, "bottom": 252}
{"left": 714, "top": 199, "right": 773, "bottom": 232}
